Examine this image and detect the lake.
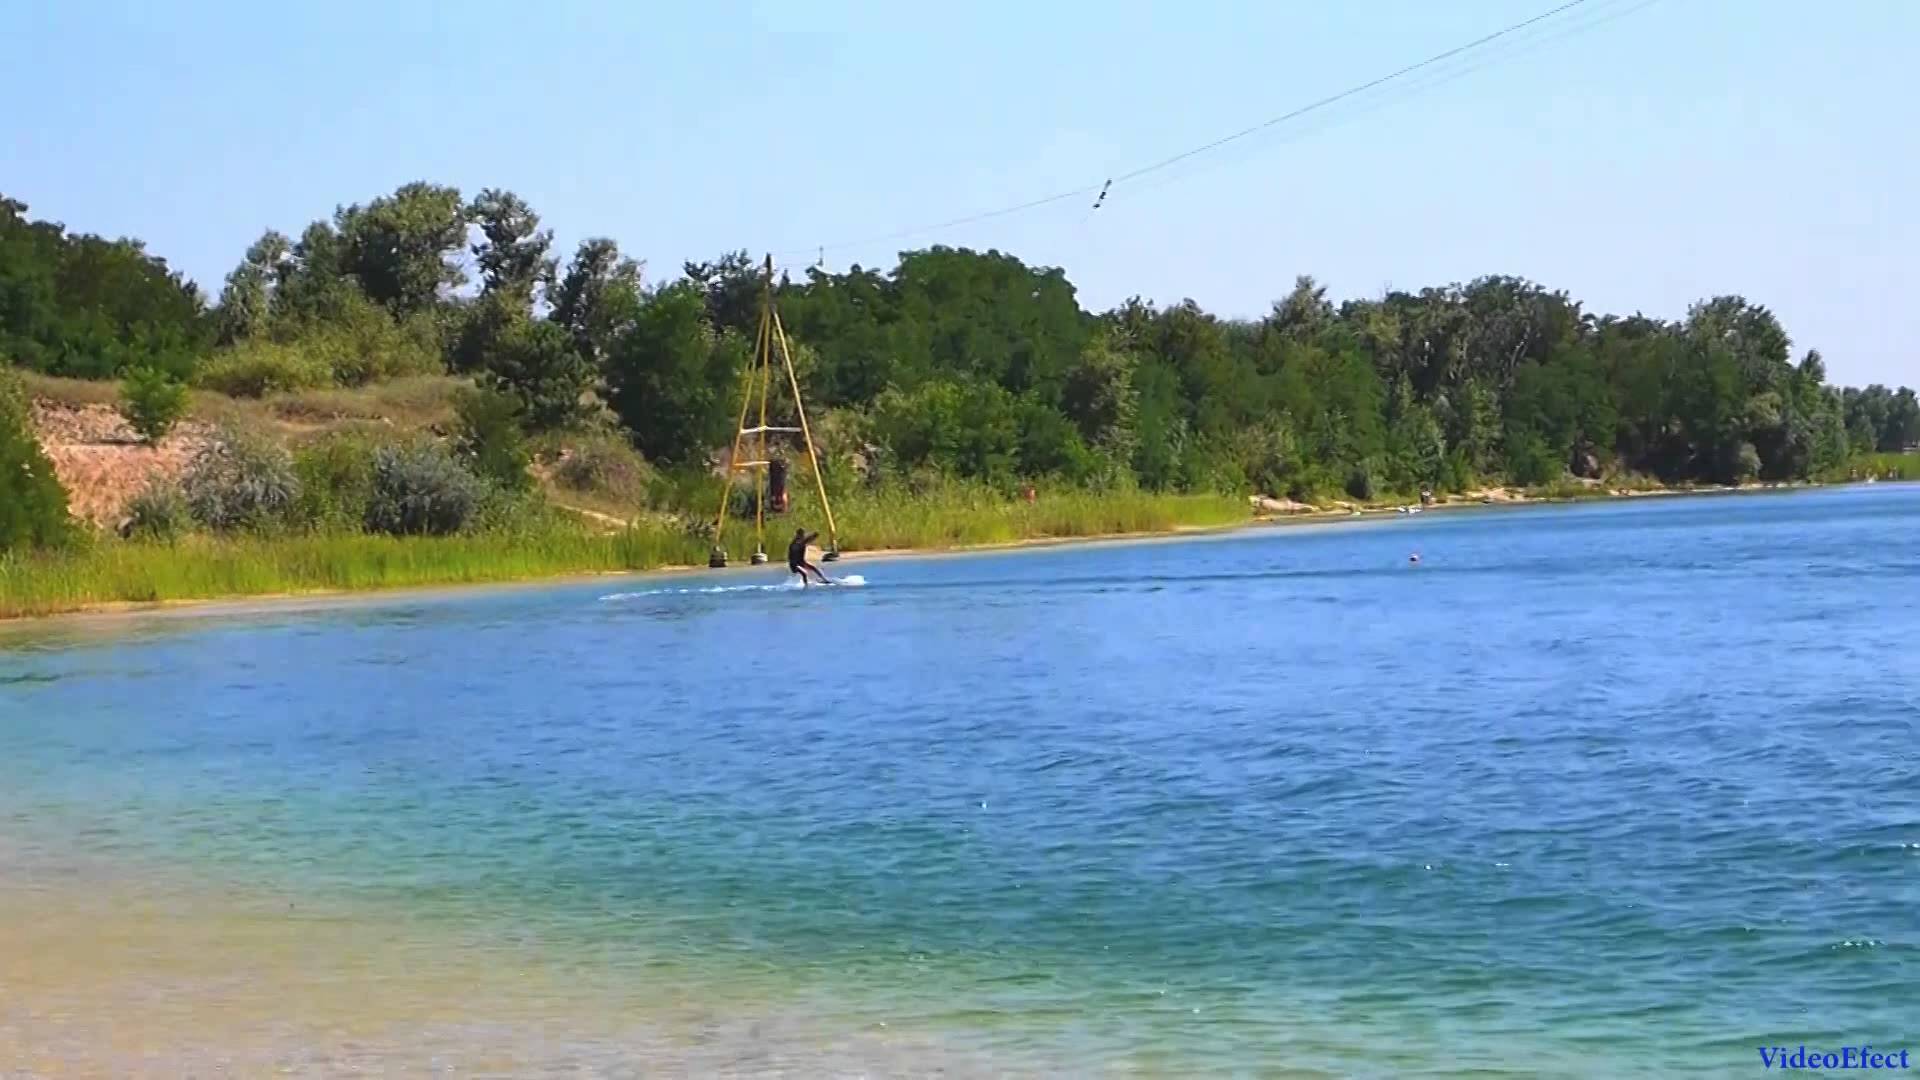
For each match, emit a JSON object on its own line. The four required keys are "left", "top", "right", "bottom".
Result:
{"left": 2, "top": 485, "right": 1916, "bottom": 1076}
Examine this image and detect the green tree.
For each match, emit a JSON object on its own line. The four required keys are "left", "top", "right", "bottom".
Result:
{"left": 120, "top": 365, "right": 190, "bottom": 444}
{"left": 15, "top": 184, "right": 1920, "bottom": 498}
{"left": 879, "top": 247, "right": 1090, "bottom": 400}
{"left": 0, "top": 371, "right": 72, "bottom": 550}
{"left": 479, "top": 318, "right": 593, "bottom": 431}
{"left": 271, "top": 220, "right": 356, "bottom": 325}
{"left": 1273, "top": 342, "right": 1386, "bottom": 471}
{"left": 1847, "top": 410, "right": 1880, "bottom": 456}
{"left": 336, "top": 182, "right": 468, "bottom": 317}
{"left": 467, "top": 188, "right": 554, "bottom": 308}
{"left": 1666, "top": 342, "right": 1747, "bottom": 482}
{"left": 1846, "top": 384, "right": 1920, "bottom": 452}
{"left": 868, "top": 379, "right": 1023, "bottom": 482}
{"left": 449, "top": 290, "right": 524, "bottom": 375}
{"left": 1127, "top": 357, "right": 1190, "bottom": 490}
{"left": 1060, "top": 332, "right": 1139, "bottom": 457}
{"left": 0, "top": 195, "right": 209, "bottom": 378}
{"left": 1456, "top": 276, "right": 1586, "bottom": 390}
{"left": 1435, "top": 377, "right": 1501, "bottom": 479}
{"left": 1125, "top": 299, "right": 1265, "bottom": 436}
{"left": 1013, "top": 399, "right": 1094, "bottom": 481}
{"left": 683, "top": 250, "right": 765, "bottom": 338}
{"left": 214, "top": 230, "right": 290, "bottom": 344}
{"left": 1387, "top": 402, "right": 1447, "bottom": 491}
{"left": 551, "top": 238, "right": 644, "bottom": 366}
{"left": 1504, "top": 347, "right": 1617, "bottom": 479}
{"left": 1887, "top": 388, "right": 1920, "bottom": 450}
{"left": 602, "top": 282, "right": 743, "bottom": 463}
{"left": 1267, "top": 275, "right": 1334, "bottom": 342}
{"left": 452, "top": 387, "right": 532, "bottom": 491}
{"left": 779, "top": 264, "right": 904, "bottom": 405}
{"left": 1686, "top": 296, "right": 1792, "bottom": 396}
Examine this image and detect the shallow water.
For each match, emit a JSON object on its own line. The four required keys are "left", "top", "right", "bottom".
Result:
{"left": 3, "top": 486, "right": 1917, "bottom": 1076}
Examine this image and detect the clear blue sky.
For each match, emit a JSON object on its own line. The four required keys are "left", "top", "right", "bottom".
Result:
{"left": 6, "top": 0, "right": 1915, "bottom": 387}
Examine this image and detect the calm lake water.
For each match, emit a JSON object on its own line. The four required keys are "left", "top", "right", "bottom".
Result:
{"left": 3, "top": 486, "right": 1917, "bottom": 1076}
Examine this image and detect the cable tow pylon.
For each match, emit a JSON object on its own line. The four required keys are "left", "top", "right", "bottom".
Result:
{"left": 708, "top": 255, "right": 839, "bottom": 569}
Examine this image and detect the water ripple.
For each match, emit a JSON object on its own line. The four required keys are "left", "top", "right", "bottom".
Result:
{"left": 2, "top": 486, "right": 1919, "bottom": 1073}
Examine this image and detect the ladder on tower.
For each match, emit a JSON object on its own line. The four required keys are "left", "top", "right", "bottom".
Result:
{"left": 708, "top": 255, "right": 840, "bottom": 568}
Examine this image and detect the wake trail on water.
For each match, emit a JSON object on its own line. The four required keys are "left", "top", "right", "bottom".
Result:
{"left": 600, "top": 574, "right": 866, "bottom": 602}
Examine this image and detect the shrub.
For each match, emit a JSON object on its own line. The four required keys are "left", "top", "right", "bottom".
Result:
{"left": 123, "top": 480, "right": 192, "bottom": 541}
{"left": 1284, "top": 464, "right": 1339, "bottom": 504}
{"left": 1237, "top": 426, "right": 1294, "bottom": 498}
{"left": 1013, "top": 401, "right": 1096, "bottom": 482}
{"left": 183, "top": 428, "right": 300, "bottom": 531}
{"left": 453, "top": 387, "right": 532, "bottom": 492}
{"left": 553, "top": 432, "right": 651, "bottom": 503}
{"left": 120, "top": 366, "right": 190, "bottom": 444}
{"left": 643, "top": 462, "right": 722, "bottom": 513}
{"left": 470, "top": 483, "right": 567, "bottom": 534}
{"left": 1439, "top": 447, "right": 1475, "bottom": 493}
{"left": 291, "top": 434, "right": 380, "bottom": 532}
{"left": 195, "top": 343, "right": 331, "bottom": 398}
{"left": 296, "top": 303, "right": 444, "bottom": 387}
{"left": 1505, "top": 433, "right": 1561, "bottom": 488}
{"left": 365, "top": 444, "right": 485, "bottom": 536}
{"left": 0, "top": 371, "right": 73, "bottom": 551}
{"left": 1179, "top": 436, "right": 1248, "bottom": 495}
{"left": 479, "top": 318, "right": 594, "bottom": 431}
{"left": 1344, "top": 463, "right": 1377, "bottom": 502}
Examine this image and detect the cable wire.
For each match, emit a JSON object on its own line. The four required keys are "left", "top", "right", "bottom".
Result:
{"left": 1108, "top": 0, "right": 1595, "bottom": 187}
{"left": 1108, "top": 0, "right": 1666, "bottom": 204}
{"left": 777, "top": 0, "right": 1607, "bottom": 264}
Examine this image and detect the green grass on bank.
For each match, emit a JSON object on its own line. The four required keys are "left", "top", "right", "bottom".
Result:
{"left": 1819, "top": 451, "right": 1920, "bottom": 483}
{"left": 0, "top": 490, "right": 1252, "bottom": 619}
{"left": 820, "top": 488, "right": 1250, "bottom": 551}
{"left": 0, "top": 527, "right": 711, "bottom": 620}
{"left": 684, "top": 481, "right": 1250, "bottom": 558}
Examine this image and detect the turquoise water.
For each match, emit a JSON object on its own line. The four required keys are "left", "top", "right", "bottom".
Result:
{"left": 3, "top": 486, "right": 1918, "bottom": 1075}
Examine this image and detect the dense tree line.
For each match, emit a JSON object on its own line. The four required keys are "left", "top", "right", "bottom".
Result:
{"left": 0, "top": 197, "right": 210, "bottom": 378}
{"left": 4, "top": 185, "right": 1916, "bottom": 510}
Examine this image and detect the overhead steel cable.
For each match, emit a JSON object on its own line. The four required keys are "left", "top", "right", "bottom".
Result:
{"left": 1109, "top": 0, "right": 1597, "bottom": 188}
{"left": 1108, "top": 0, "right": 1667, "bottom": 203}
{"left": 776, "top": 0, "right": 1606, "bottom": 264}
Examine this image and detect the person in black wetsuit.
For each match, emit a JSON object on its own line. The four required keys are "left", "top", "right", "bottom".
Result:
{"left": 787, "top": 527, "right": 831, "bottom": 586}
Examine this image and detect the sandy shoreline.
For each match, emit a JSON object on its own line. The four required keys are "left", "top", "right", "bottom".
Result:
{"left": 0, "top": 479, "right": 1837, "bottom": 628}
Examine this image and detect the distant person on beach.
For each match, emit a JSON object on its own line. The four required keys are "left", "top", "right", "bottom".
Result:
{"left": 788, "top": 527, "right": 831, "bottom": 586}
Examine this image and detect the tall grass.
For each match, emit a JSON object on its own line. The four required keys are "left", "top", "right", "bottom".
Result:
{"left": 1820, "top": 451, "right": 1920, "bottom": 483}
{"left": 2, "top": 487, "right": 1250, "bottom": 619}
{"left": 707, "top": 482, "right": 1249, "bottom": 555}
{"left": 0, "top": 527, "right": 711, "bottom": 619}
{"left": 830, "top": 487, "right": 1248, "bottom": 549}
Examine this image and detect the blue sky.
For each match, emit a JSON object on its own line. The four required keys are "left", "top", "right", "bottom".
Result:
{"left": 6, "top": 0, "right": 1915, "bottom": 386}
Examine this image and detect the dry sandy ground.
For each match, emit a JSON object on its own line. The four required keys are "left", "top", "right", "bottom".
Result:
{"left": 29, "top": 401, "right": 215, "bottom": 530}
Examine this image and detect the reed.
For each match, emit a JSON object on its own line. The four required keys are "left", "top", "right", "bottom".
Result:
{"left": 706, "top": 482, "right": 1247, "bottom": 554}
{"left": 1821, "top": 451, "right": 1920, "bottom": 482}
{"left": 1, "top": 489, "right": 1251, "bottom": 619}
{"left": 0, "top": 527, "right": 707, "bottom": 619}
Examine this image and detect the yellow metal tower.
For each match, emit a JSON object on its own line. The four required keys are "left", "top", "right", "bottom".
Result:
{"left": 707, "top": 256, "right": 838, "bottom": 568}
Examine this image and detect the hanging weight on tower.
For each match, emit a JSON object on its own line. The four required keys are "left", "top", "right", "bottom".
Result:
{"left": 768, "top": 457, "right": 790, "bottom": 514}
